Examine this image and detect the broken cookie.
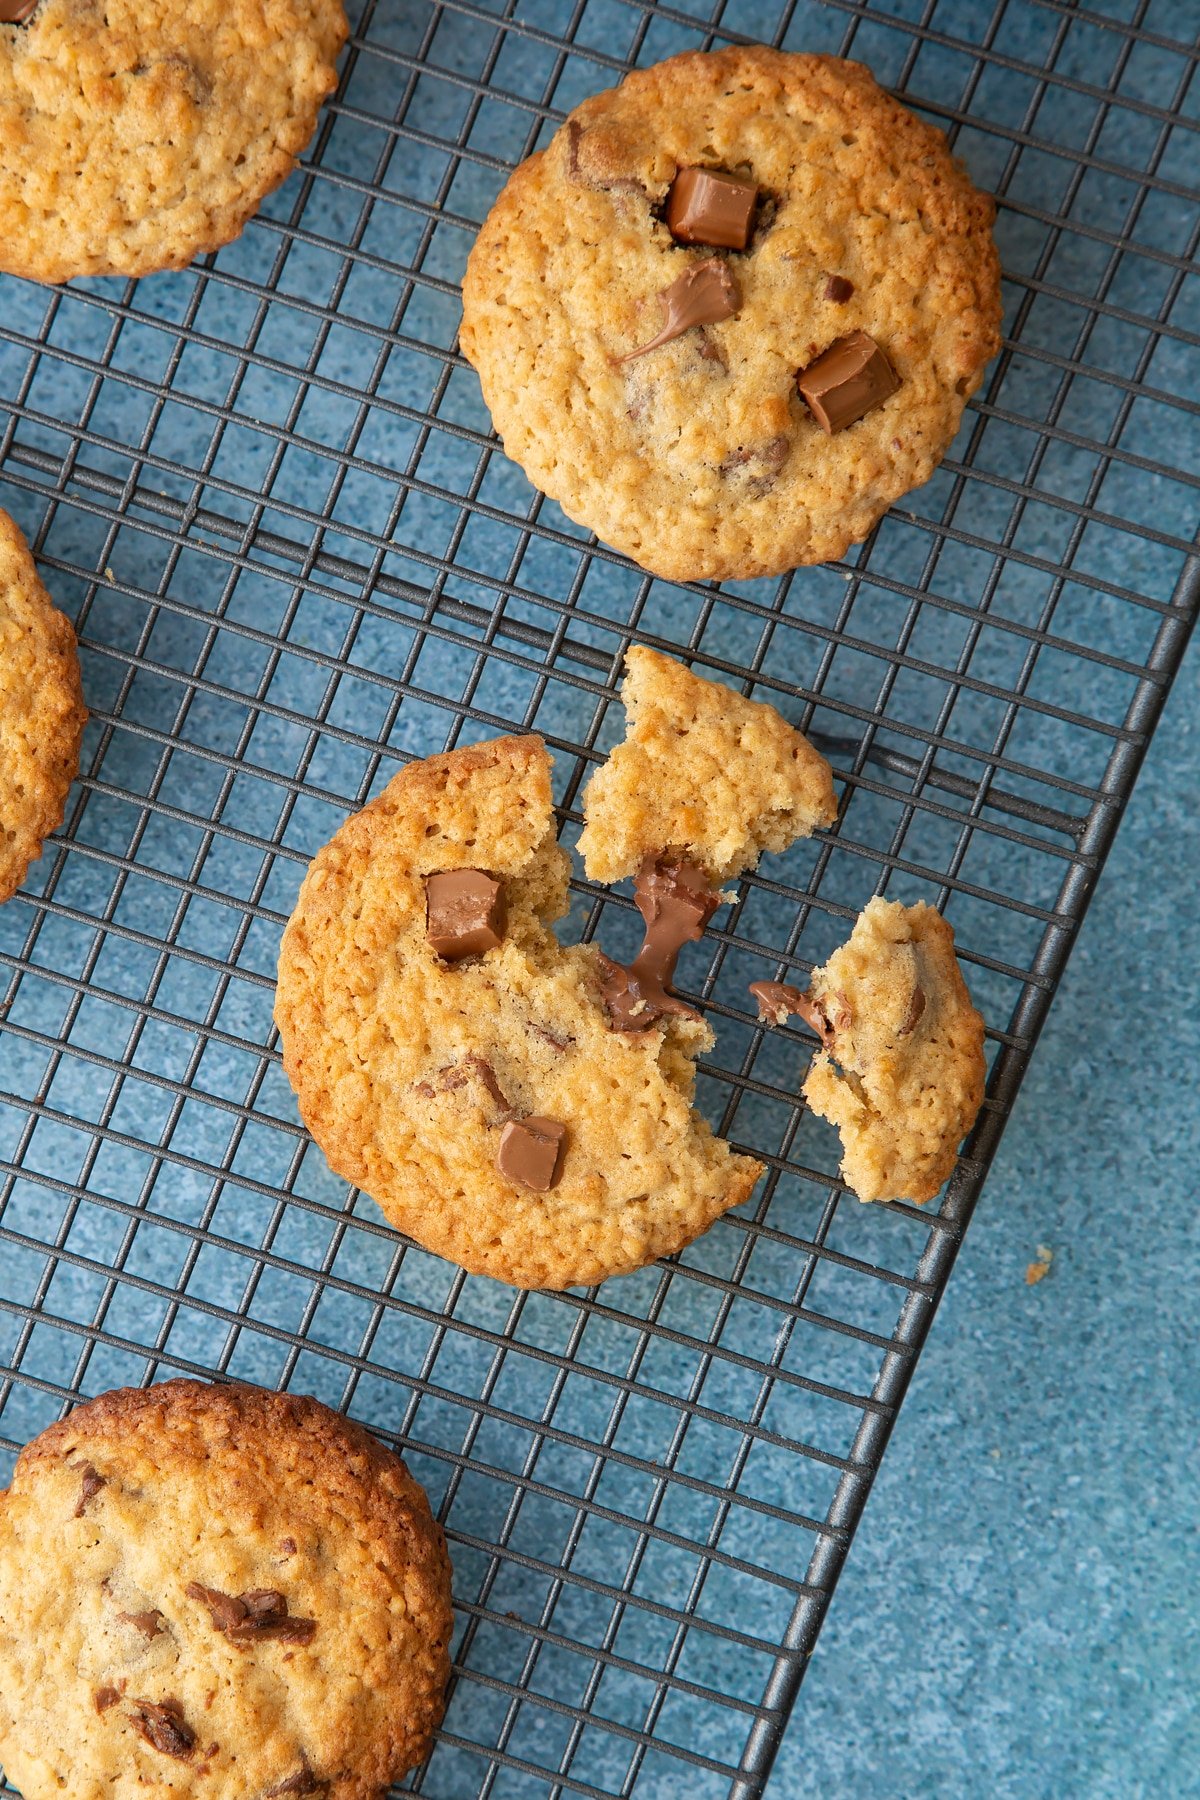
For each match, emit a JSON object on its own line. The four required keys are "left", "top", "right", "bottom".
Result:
{"left": 275, "top": 734, "right": 763, "bottom": 1290}
{"left": 792, "top": 897, "right": 986, "bottom": 1204}
{"left": 578, "top": 647, "right": 837, "bottom": 885}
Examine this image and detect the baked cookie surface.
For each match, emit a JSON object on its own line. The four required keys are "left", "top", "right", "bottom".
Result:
{"left": 0, "top": 1379, "right": 452, "bottom": 1800}
{"left": 799, "top": 897, "right": 986, "bottom": 1203}
{"left": 460, "top": 46, "right": 1002, "bottom": 582}
{"left": 0, "top": 507, "right": 86, "bottom": 904}
{"left": 275, "top": 734, "right": 762, "bottom": 1291}
{"left": 0, "top": 0, "right": 348, "bottom": 284}
{"left": 578, "top": 647, "right": 837, "bottom": 883}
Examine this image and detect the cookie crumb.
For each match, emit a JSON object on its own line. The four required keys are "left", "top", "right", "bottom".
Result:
{"left": 1025, "top": 1244, "right": 1053, "bottom": 1286}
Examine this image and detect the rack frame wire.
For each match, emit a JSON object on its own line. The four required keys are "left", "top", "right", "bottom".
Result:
{"left": 0, "top": 0, "right": 1197, "bottom": 1794}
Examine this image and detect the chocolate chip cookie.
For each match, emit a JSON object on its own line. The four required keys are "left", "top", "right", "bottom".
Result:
{"left": 0, "top": 0, "right": 348, "bottom": 283}
{"left": 460, "top": 46, "right": 1002, "bottom": 581}
{"left": 0, "top": 507, "right": 86, "bottom": 904}
{"left": 578, "top": 647, "right": 837, "bottom": 884}
{"left": 754, "top": 896, "right": 986, "bottom": 1202}
{"left": 0, "top": 1380, "right": 452, "bottom": 1799}
{"left": 274, "top": 734, "right": 763, "bottom": 1290}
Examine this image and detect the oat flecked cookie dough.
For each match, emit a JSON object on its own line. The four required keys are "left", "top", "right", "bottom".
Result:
{"left": 0, "top": 1379, "right": 453, "bottom": 1800}
{"left": 460, "top": 46, "right": 1002, "bottom": 582}
{"left": 755, "top": 897, "right": 986, "bottom": 1203}
{"left": 578, "top": 646, "right": 837, "bottom": 884}
{"left": 0, "top": 0, "right": 348, "bottom": 284}
{"left": 275, "top": 735, "right": 763, "bottom": 1290}
{"left": 0, "top": 507, "right": 86, "bottom": 904}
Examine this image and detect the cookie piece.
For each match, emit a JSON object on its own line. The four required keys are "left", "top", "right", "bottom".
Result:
{"left": 460, "top": 46, "right": 1001, "bottom": 582}
{"left": 275, "top": 735, "right": 762, "bottom": 1290}
{"left": 0, "top": 507, "right": 86, "bottom": 904}
{"left": 798, "top": 897, "right": 985, "bottom": 1203}
{"left": 577, "top": 647, "right": 837, "bottom": 884}
{"left": 0, "top": 1379, "right": 452, "bottom": 1799}
{"left": 0, "top": 0, "right": 348, "bottom": 284}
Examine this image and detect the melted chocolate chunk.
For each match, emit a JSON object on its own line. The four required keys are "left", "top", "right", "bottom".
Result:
{"left": 265, "top": 1768, "right": 330, "bottom": 1798}
{"left": 597, "top": 953, "right": 696, "bottom": 1032}
{"left": 73, "top": 1462, "right": 106, "bottom": 1518}
{"left": 619, "top": 259, "right": 741, "bottom": 362}
{"left": 823, "top": 275, "right": 854, "bottom": 303}
{"left": 497, "top": 1116, "right": 567, "bottom": 1192}
{"left": 718, "top": 434, "right": 789, "bottom": 483}
{"left": 898, "top": 985, "right": 926, "bottom": 1035}
{"left": 0, "top": 0, "right": 39, "bottom": 21}
{"left": 666, "top": 167, "right": 758, "bottom": 250}
{"left": 748, "top": 980, "right": 840, "bottom": 1046}
{"left": 415, "top": 1054, "right": 513, "bottom": 1116}
{"left": 425, "top": 869, "right": 507, "bottom": 962}
{"left": 94, "top": 1685, "right": 121, "bottom": 1714}
{"left": 128, "top": 1698, "right": 196, "bottom": 1761}
{"left": 187, "top": 1582, "right": 316, "bottom": 1646}
{"left": 119, "top": 1609, "right": 166, "bottom": 1639}
{"left": 601, "top": 858, "right": 720, "bottom": 1033}
{"left": 798, "top": 332, "right": 899, "bottom": 434}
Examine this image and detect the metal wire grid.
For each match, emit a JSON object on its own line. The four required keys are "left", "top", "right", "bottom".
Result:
{"left": 0, "top": 0, "right": 1196, "bottom": 1793}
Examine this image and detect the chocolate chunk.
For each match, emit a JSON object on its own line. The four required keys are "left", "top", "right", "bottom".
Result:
{"left": 598, "top": 954, "right": 695, "bottom": 1032}
{"left": 748, "top": 980, "right": 840, "bottom": 1047}
{"left": 0, "top": 0, "right": 40, "bottom": 21}
{"left": 823, "top": 275, "right": 854, "bottom": 303}
{"left": 798, "top": 332, "right": 899, "bottom": 434}
{"left": 119, "top": 1609, "right": 166, "bottom": 1639}
{"left": 73, "top": 1462, "right": 106, "bottom": 1518}
{"left": 600, "top": 858, "right": 721, "bottom": 1033}
{"left": 635, "top": 856, "right": 720, "bottom": 955}
{"left": 666, "top": 167, "right": 758, "bottom": 250}
{"left": 718, "top": 434, "right": 790, "bottom": 483}
{"left": 156, "top": 52, "right": 212, "bottom": 107}
{"left": 529, "top": 1024, "right": 572, "bottom": 1053}
{"left": 94, "top": 1685, "right": 121, "bottom": 1714}
{"left": 898, "top": 984, "right": 926, "bottom": 1035}
{"left": 415, "top": 1055, "right": 513, "bottom": 1116}
{"left": 187, "top": 1582, "right": 246, "bottom": 1633}
{"left": 463, "top": 1055, "right": 511, "bottom": 1113}
{"left": 619, "top": 259, "right": 741, "bottom": 362}
{"left": 749, "top": 980, "right": 808, "bottom": 1024}
{"left": 265, "top": 1767, "right": 330, "bottom": 1798}
{"left": 279, "top": 1537, "right": 297, "bottom": 1556}
{"left": 128, "top": 1698, "right": 195, "bottom": 1761}
{"left": 497, "top": 1116, "right": 567, "bottom": 1192}
{"left": 425, "top": 869, "right": 507, "bottom": 962}
{"left": 187, "top": 1582, "right": 316, "bottom": 1646}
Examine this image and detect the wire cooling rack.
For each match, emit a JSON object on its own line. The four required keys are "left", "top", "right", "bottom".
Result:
{"left": 0, "top": 0, "right": 1197, "bottom": 1795}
